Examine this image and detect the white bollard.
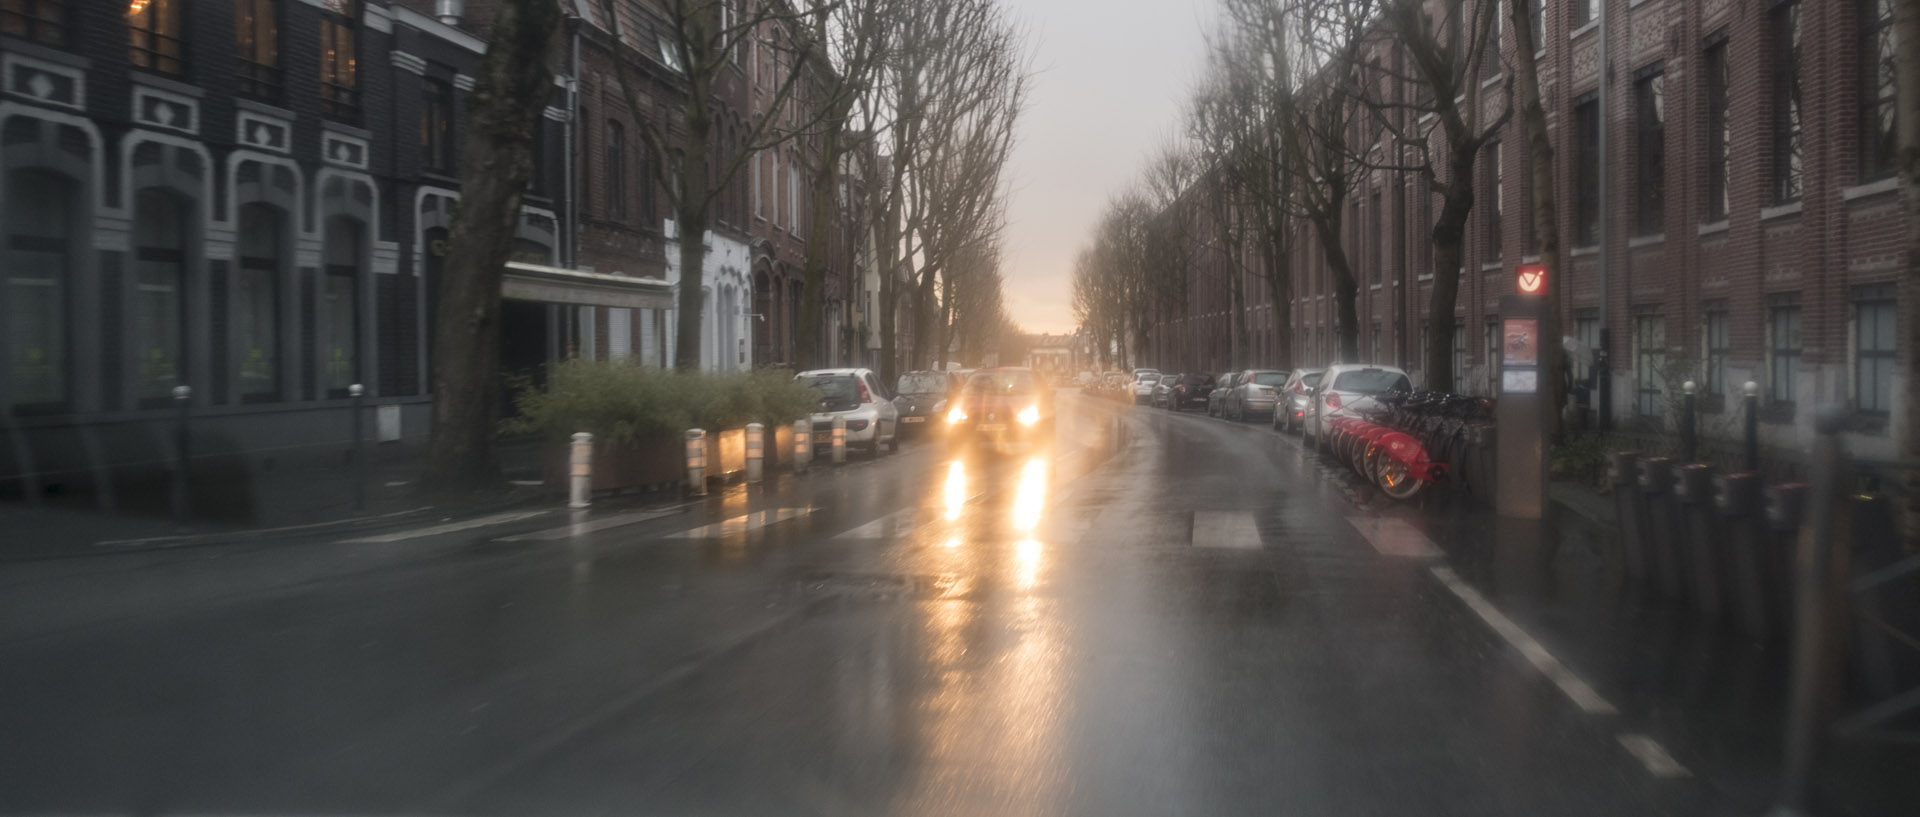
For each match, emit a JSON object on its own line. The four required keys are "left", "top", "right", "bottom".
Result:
{"left": 794, "top": 419, "right": 812, "bottom": 474}
{"left": 568, "top": 432, "right": 593, "bottom": 509}
{"left": 831, "top": 415, "right": 847, "bottom": 464}
{"left": 685, "top": 428, "right": 707, "bottom": 496}
{"left": 745, "top": 422, "right": 765, "bottom": 483}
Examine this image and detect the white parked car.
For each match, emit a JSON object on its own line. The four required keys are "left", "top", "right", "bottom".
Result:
{"left": 796, "top": 368, "right": 899, "bottom": 456}
{"left": 1302, "top": 363, "right": 1413, "bottom": 441}
{"left": 1131, "top": 369, "right": 1161, "bottom": 404}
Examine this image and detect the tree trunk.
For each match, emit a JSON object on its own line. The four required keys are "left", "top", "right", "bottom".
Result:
{"left": 1895, "top": 0, "right": 1920, "bottom": 548}
{"left": 798, "top": 117, "right": 849, "bottom": 371}
{"left": 672, "top": 88, "right": 715, "bottom": 371}
{"left": 1425, "top": 154, "right": 1478, "bottom": 393}
{"left": 1262, "top": 238, "right": 1294, "bottom": 371}
{"left": 1511, "top": 0, "right": 1564, "bottom": 439}
{"left": 419, "top": 0, "right": 561, "bottom": 493}
{"left": 1313, "top": 215, "right": 1361, "bottom": 364}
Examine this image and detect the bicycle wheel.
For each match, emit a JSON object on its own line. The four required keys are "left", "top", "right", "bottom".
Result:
{"left": 1373, "top": 451, "right": 1424, "bottom": 500}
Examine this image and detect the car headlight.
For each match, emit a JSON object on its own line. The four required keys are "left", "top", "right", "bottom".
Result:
{"left": 947, "top": 407, "right": 967, "bottom": 424}
{"left": 1016, "top": 406, "right": 1040, "bottom": 425}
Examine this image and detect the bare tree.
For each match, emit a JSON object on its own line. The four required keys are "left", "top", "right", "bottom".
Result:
{"left": 420, "top": 0, "right": 564, "bottom": 492}
{"left": 1368, "top": 0, "right": 1510, "bottom": 392}
{"left": 1139, "top": 141, "right": 1202, "bottom": 365}
{"left": 596, "top": 0, "right": 823, "bottom": 371}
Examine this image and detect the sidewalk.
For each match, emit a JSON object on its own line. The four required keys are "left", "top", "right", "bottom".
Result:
{"left": 0, "top": 438, "right": 595, "bottom": 562}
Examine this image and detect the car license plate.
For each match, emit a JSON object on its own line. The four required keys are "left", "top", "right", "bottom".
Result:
{"left": 980, "top": 423, "right": 1006, "bottom": 432}
{"left": 902, "top": 416, "right": 925, "bottom": 423}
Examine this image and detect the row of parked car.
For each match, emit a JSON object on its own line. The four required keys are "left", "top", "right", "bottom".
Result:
{"left": 1120, "top": 363, "right": 1416, "bottom": 439}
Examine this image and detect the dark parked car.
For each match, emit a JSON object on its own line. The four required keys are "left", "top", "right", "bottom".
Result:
{"left": 891, "top": 371, "right": 953, "bottom": 436}
{"left": 1170, "top": 372, "right": 1215, "bottom": 411}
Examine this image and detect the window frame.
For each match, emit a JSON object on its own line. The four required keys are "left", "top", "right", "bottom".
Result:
{"left": 605, "top": 119, "right": 627, "bottom": 221}
{"left": 1702, "top": 300, "right": 1729, "bottom": 401}
{"left": 1770, "top": 0, "right": 1803, "bottom": 204}
{"left": 5, "top": 168, "right": 75, "bottom": 414}
{"left": 1704, "top": 34, "right": 1731, "bottom": 221}
{"left": 1634, "top": 309, "right": 1666, "bottom": 418}
{"left": 235, "top": 0, "right": 282, "bottom": 100}
{"left": 1633, "top": 65, "right": 1666, "bottom": 236}
{"left": 1859, "top": 0, "right": 1898, "bottom": 182}
{"left": 129, "top": 0, "right": 189, "bottom": 77}
{"left": 1, "top": 0, "right": 69, "bottom": 47}
{"left": 133, "top": 187, "right": 191, "bottom": 408}
{"left": 234, "top": 202, "right": 283, "bottom": 403}
{"left": 1573, "top": 93, "right": 1601, "bottom": 247}
{"left": 319, "top": 0, "right": 362, "bottom": 123}
{"left": 1852, "top": 283, "right": 1896, "bottom": 414}
{"left": 421, "top": 76, "right": 454, "bottom": 175}
{"left": 322, "top": 216, "right": 363, "bottom": 399}
{"left": 1483, "top": 139, "right": 1502, "bottom": 258}
{"left": 1766, "top": 293, "right": 1803, "bottom": 405}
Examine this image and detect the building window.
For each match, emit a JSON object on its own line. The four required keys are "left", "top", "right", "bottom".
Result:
{"left": 1853, "top": 284, "right": 1895, "bottom": 413}
{"left": 1574, "top": 94, "right": 1600, "bottom": 247}
{"left": 1483, "top": 139, "right": 1502, "bottom": 258}
{"left": 770, "top": 150, "right": 781, "bottom": 226}
{"left": 1, "top": 0, "right": 68, "bottom": 46}
{"left": 1704, "top": 35, "right": 1731, "bottom": 221}
{"left": 605, "top": 120, "right": 626, "bottom": 221}
{"left": 320, "top": 0, "right": 360, "bottom": 122}
{"left": 1634, "top": 67, "right": 1665, "bottom": 235}
{"left": 1634, "top": 308, "right": 1665, "bottom": 417}
{"left": 1767, "top": 293, "right": 1802, "bottom": 404}
{"left": 1371, "top": 323, "right": 1381, "bottom": 361}
{"left": 1485, "top": 316, "right": 1501, "bottom": 394}
{"left": 129, "top": 0, "right": 187, "bottom": 76}
{"left": 323, "top": 217, "right": 362, "bottom": 397}
{"left": 235, "top": 204, "right": 281, "bottom": 402}
{"left": 421, "top": 77, "right": 453, "bottom": 174}
{"left": 1528, "top": 0, "right": 1543, "bottom": 50}
{"left": 1771, "top": 0, "right": 1802, "bottom": 204}
{"left": 1702, "top": 301, "right": 1729, "bottom": 400}
{"left": 6, "top": 169, "right": 72, "bottom": 412}
{"left": 1481, "top": 1, "right": 1501, "bottom": 79}
{"left": 1371, "top": 190, "right": 1383, "bottom": 283}
{"left": 235, "top": 0, "right": 280, "bottom": 99}
{"left": 1573, "top": 308, "right": 1600, "bottom": 384}
{"left": 752, "top": 150, "right": 764, "bottom": 218}
{"left": 789, "top": 161, "right": 801, "bottom": 233}
{"left": 1451, "top": 321, "right": 1466, "bottom": 384}
{"left": 134, "top": 188, "right": 189, "bottom": 406}
{"left": 1572, "top": 0, "right": 1595, "bottom": 28}
{"left": 1860, "top": 0, "right": 1897, "bottom": 182}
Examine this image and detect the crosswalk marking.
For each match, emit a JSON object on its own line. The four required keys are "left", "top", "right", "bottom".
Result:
{"left": 1192, "top": 511, "right": 1262, "bottom": 549}
{"left": 1348, "top": 516, "right": 1442, "bottom": 558}
{"left": 665, "top": 507, "right": 813, "bottom": 539}
{"left": 337, "top": 511, "right": 551, "bottom": 544}
{"left": 495, "top": 507, "right": 687, "bottom": 542}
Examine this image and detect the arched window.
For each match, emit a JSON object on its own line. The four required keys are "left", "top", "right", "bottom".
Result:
{"left": 6, "top": 169, "right": 73, "bottom": 412}
{"left": 134, "top": 187, "right": 189, "bottom": 405}
{"left": 323, "top": 216, "right": 362, "bottom": 396}
{"left": 236, "top": 203, "right": 283, "bottom": 401}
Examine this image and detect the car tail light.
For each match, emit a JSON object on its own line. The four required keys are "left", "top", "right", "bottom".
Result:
{"left": 1325, "top": 391, "right": 1342, "bottom": 409}
{"left": 856, "top": 378, "right": 872, "bottom": 404}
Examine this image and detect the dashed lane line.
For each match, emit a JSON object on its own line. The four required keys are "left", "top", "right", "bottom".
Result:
{"left": 1428, "top": 564, "right": 1619, "bottom": 715}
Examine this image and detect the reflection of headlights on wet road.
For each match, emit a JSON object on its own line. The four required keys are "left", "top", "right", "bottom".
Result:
{"left": 1012, "top": 458, "right": 1047, "bottom": 532}
{"left": 1016, "top": 406, "right": 1040, "bottom": 425}
{"left": 946, "top": 407, "right": 968, "bottom": 424}
{"left": 944, "top": 460, "right": 967, "bottom": 521}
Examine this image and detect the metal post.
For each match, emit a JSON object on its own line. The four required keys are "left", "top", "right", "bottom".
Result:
{"left": 349, "top": 383, "right": 367, "bottom": 512}
{"left": 793, "top": 419, "right": 811, "bottom": 474}
{"left": 1680, "top": 380, "right": 1697, "bottom": 464}
{"left": 745, "top": 422, "right": 765, "bottom": 484}
{"left": 1774, "top": 409, "right": 1852, "bottom": 816}
{"left": 171, "top": 384, "right": 191, "bottom": 524}
{"left": 1743, "top": 380, "right": 1761, "bottom": 473}
{"left": 831, "top": 415, "right": 847, "bottom": 464}
{"left": 685, "top": 428, "right": 707, "bottom": 497}
{"left": 568, "top": 432, "right": 593, "bottom": 509}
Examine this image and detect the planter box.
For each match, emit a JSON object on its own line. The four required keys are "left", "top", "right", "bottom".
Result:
{"left": 541, "top": 436, "right": 682, "bottom": 493}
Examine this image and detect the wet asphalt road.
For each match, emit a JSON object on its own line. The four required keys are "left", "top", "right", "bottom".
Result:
{"left": 1, "top": 391, "right": 1750, "bottom": 815}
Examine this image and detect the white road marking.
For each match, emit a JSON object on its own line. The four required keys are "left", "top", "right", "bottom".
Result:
{"left": 336, "top": 510, "right": 551, "bottom": 544}
{"left": 494, "top": 507, "right": 687, "bottom": 542}
{"left": 1348, "top": 516, "right": 1443, "bottom": 558}
{"left": 665, "top": 507, "right": 813, "bottom": 539}
{"left": 96, "top": 507, "right": 432, "bottom": 547}
{"left": 1616, "top": 733, "right": 1692, "bottom": 778}
{"left": 835, "top": 507, "right": 921, "bottom": 539}
{"left": 1192, "top": 511, "right": 1262, "bottom": 549}
{"left": 1429, "top": 565, "right": 1619, "bottom": 715}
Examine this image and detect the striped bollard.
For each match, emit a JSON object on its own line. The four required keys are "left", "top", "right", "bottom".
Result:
{"left": 685, "top": 428, "right": 707, "bottom": 497}
{"left": 794, "top": 419, "right": 812, "bottom": 474}
{"left": 745, "top": 422, "right": 765, "bottom": 483}
{"left": 831, "top": 415, "right": 847, "bottom": 464}
{"left": 568, "top": 432, "right": 593, "bottom": 509}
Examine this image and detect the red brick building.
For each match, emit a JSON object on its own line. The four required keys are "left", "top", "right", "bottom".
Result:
{"left": 1152, "top": 0, "right": 1904, "bottom": 463}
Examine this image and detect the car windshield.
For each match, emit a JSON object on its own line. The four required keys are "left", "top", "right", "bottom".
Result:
{"left": 1159, "top": 375, "right": 1177, "bottom": 385}
{"left": 896, "top": 373, "right": 947, "bottom": 395}
{"left": 800, "top": 374, "right": 859, "bottom": 401}
{"left": 966, "top": 370, "right": 1036, "bottom": 395}
{"left": 1249, "top": 372, "right": 1288, "bottom": 386}
{"left": 1301, "top": 371, "right": 1324, "bottom": 388}
{"left": 1331, "top": 369, "right": 1410, "bottom": 394}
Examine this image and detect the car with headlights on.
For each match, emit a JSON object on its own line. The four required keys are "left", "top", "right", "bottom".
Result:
{"left": 797, "top": 368, "right": 899, "bottom": 457}
{"left": 1223, "top": 369, "right": 1289, "bottom": 421}
{"left": 944, "top": 367, "right": 1052, "bottom": 450}
{"left": 891, "top": 370, "right": 952, "bottom": 437}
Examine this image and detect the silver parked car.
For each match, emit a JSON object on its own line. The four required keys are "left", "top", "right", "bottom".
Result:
{"left": 796, "top": 368, "right": 900, "bottom": 456}
{"left": 1223, "top": 369, "right": 1289, "bottom": 421}
{"left": 1273, "top": 367, "right": 1326, "bottom": 433}
{"left": 1302, "top": 364, "right": 1412, "bottom": 441}
{"left": 1207, "top": 372, "right": 1241, "bottom": 418}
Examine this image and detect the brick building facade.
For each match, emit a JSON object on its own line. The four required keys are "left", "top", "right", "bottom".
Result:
{"left": 1148, "top": 0, "right": 1904, "bottom": 462}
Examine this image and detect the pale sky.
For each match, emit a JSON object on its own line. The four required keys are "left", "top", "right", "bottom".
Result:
{"left": 1002, "top": 0, "right": 1216, "bottom": 335}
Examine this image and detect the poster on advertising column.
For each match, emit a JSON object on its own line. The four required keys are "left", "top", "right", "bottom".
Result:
{"left": 1502, "top": 318, "right": 1538, "bottom": 366}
